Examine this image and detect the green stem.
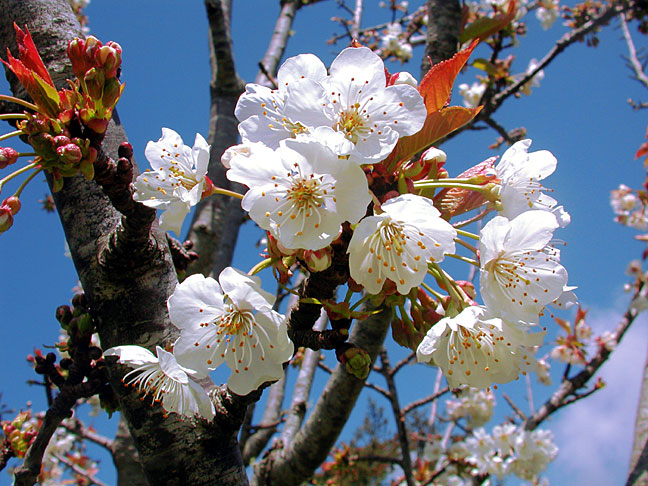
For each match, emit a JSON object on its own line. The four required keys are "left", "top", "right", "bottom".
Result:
{"left": 248, "top": 257, "right": 275, "bottom": 276}
{"left": 0, "top": 129, "right": 25, "bottom": 142}
{"left": 14, "top": 167, "right": 43, "bottom": 198}
{"left": 0, "top": 162, "right": 39, "bottom": 190}
{"left": 349, "top": 293, "right": 372, "bottom": 312}
{"left": 429, "top": 262, "right": 465, "bottom": 304}
{"left": 445, "top": 253, "right": 479, "bottom": 267}
{"left": 0, "top": 95, "right": 38, "bottom": 112}
{"left": 455, "top": 228, "right": 480, "bottom": 241}
{"left": 0, "top": 114, "right": 28, "bottom": 120}
{"left": 211, "top": 187, "right": 243, "bottom": 200}
{"left": 412, "top": 180, "right": 492, "bottom": 194}
{"left": 454, "top": 237, "right": 478, "bottom": 255}
{"left": 421, "top": 282, "right": 444, "bottom": 302}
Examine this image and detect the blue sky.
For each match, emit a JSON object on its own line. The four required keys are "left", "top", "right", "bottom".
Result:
{"left": 0, "top": 1, "right": 647, "bottom": 485}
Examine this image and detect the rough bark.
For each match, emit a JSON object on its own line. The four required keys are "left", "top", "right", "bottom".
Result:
{"left": 627, "top": 347, "right": 648, "bottom": 486}
{"left": 114, "top": 415, "right": 148, "bottom": 486}
{"left": 0, "top": 2, "right": 248, "bottom": 484}
{"left": 421, "top": 0, "right": 461, "bottom": 74}
{"left": 185, "top": 0, "right": 246, "bottom": 278}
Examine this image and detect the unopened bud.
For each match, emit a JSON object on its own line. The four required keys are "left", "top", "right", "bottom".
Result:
{"left": 56, "top": 143, "right": 83, "bottom": 165}
{"left": 67, "top": 38, "right": 93, "bottom": 79}
{"left": 391, "top": 71, "right": 418, "bottom": 88}
{"left": 118, "top": 142, "right": 133, "bottom": 160}
{"left": 300, "top": 247, "right": 333, "bottom": 273}
{"left": 96, "top": 43, "right": 122, "bottom": 79}
{"left": 421, "top": 146, "right": 446, "bottom": 164}
{"left": 0, "top": 147, "right": 19, "bottom": 169}
{"left": 0, "top": 206, "right": 13, "bottom": 232}
{"left": 56, "top": 305, "right": 73, "bottom": 326}
{"left": 2, "top": 196, "right": 20, "bottom": 215}
{"left": 336, "top": 344, "right": 372, "bottom": 380}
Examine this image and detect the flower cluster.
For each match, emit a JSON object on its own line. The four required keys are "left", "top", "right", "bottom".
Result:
{"left": 122, "top": 42, "right": 574, "bottom": 410}
{"left": 445, "top": 386, "right": 495, "bottom": 427}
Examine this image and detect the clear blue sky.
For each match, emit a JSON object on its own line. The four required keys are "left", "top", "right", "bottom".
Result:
{"left": 0, "top": 1, "right": 646, "bottom": 485}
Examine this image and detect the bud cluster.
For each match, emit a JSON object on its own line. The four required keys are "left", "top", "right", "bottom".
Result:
{"left": 1, "top": 410, "right": 38, "bottom": 459}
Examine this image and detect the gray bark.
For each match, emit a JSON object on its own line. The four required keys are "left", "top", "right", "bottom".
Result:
{"left": 627, "top": 347, "right": 648, "bottom": 486}
{"left": 421, "top": 0, "right": 462, "bottom": 75}
{"left": 0, "top": 1, "right": 248, "bottom": 484}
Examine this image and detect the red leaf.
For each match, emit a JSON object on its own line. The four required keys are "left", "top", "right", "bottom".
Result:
{"left": 635, "top": 141, "right": 648, "bottom": 160}
{"left": 387, "top": 106, "right": 483, "bottom": 166}
{"left": 12, "top": 23, "right": 54, "bottom": 87}
{"left": 418, "top": 39, "right": 479, "bottom": 113}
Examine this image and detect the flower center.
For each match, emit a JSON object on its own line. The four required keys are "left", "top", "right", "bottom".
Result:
{"left": 286, "top": 176, "right": 324, "bottom": 210}
{"left": 216, "top": 305, "right": 255, "bottom": 335}
{"left": 336, "top": 104, "right": 369, "bottom": 143}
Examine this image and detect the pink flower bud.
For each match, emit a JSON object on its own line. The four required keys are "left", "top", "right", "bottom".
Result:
{"left": 2, "top": 196, "right": 21, "bottom": 215}
{"left": 56, "top": 143, "right": 83, "bottom": 165}
{"left": 0, "top": 206, "right": 14, "bottom": 233}
{"left": 67, "top": 38, "right": 93, "bottom": 79}
{"left": 0, "top": 147, "right": 19, "bottom": 169}
{"left": 102, "top": 77, "right": 122, "bottom": 108}
{"left": 96, "top": 43, "right": 122, "bottom": 79}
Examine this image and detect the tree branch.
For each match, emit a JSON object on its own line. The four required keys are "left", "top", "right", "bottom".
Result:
{"left": 253, "top": 306, "right": 391, "bottom": 486}
{"left": 621, "top": 12, "right": 648, "bottom": 90}
{"left": 525, "top": 281, "right": 644, "bottom": 431}
{"left": 378, "top": 348, "right": 415, "bottom": 486}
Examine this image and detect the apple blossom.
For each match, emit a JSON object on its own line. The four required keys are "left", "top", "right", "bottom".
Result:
{"left": 416, "top": 305, "right": 543, "bottom": 388}
{"left": 103, "top": 345, "right": 215, "bottom": 420}
{"left": 169, "top": 268, "right": 293, "bottom": 396}
{"left": 227, "top": 134, "right": 370, "bottom": 250}
{"left": 132, "top": 128, "right": 210, "bottom": 235}
{"left": 347, "top": 194, "right": 456, "bottom": 295}
{"left": 479, "top": 210, "right": 568, "bottom": 322}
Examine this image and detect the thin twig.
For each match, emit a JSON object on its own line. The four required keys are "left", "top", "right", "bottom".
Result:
{"left": 402, "top": 387, "right": 450, "bottom": 416}
{"left": 620, "top": 12, "right": 648, "bottom": 89}
{"left": 351, "top": 0, "right": 363, "bottom": 40}
{"left": 428, "top": 368, "right": 444, "bottom": 429}
{"left": 391, "top": 351, "right": 416, "bottom": 377}
{"left": 525, "top": 281, "right": 645, "bottom": 430}
{"left": 53, "top": 452, "right": 108, "bottom": 486}
{"left": 59, "top": 419, "right": 113, "bottom": 452}
{"left": 378, "top": 348, "right": 415, "bottom": 486}
{"left": 502, "top": 393, "right": 527, "bottom": 421}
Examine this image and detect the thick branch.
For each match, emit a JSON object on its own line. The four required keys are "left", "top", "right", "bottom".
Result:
{"left": 621, "top": 12, "right": 648, "bottom": 89}
{"left": 627, "top": 346, "right": 648, "bottom": 486}
{"left": 186, "top": 0, "right": 245, "bottom": 278}
{"left": 421, "top": 0, "right": 461, "bottom": 75}
{"left": 253, "top": 306, "right": 391, "bottom": 486}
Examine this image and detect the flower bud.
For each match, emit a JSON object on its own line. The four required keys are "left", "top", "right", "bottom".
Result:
{"left": 336, "top": 344, "right": 372, "bottom": 380}
{"left": 0, "top": 147, "right": 19, "bottom": 169}
{"left": 67, "top": 38, "right": 93, "bottom": 79}
{"left": 56, "top": 143, "right": 83, "bottom": 165}
{"left": 300, "top": 247, "right": 333, "bottom": 273}
{"left": 390, "top": 71, "right": 418, "bottom": 88}
{"left": 0, "top": 206, "right": 14, "bottom": 233}
{"left": 2, "top": 196, "right": 21, "bottom": 215}
{"left": 96, "top": 43, "right": 122, "bottom": 79}
{"left": 56, "top": 305, "right": 73, "bottom": 327}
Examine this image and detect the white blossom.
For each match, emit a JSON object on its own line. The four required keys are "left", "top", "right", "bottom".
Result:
{"left": 510, "top": 429, "right": 558, "bottom": 480}
{"left": 104, "top": 345, "right": 215, "bottom": 419}
{"left": 169, "top": 268, "right": 294, "bottom": 396}
{"left": 479, "top": 211, "right": 568, "bottom": 323}
{"left": 380, "top": 23, "right": 413, "bottom": 61}
{"left": 235, "top": 53, "right": 329, "bottom": 148}
{"left": 458, "top": 81, "right": 486, "bottom": 108}
{"left": 348, "top": 194, "right": 456, "bottom": 295}
{"left": 133, "top": 128, "right": 210, "bottom": 235}
{"left": 494, "top": 139, "right": 565, "bottom": 222}
{"left": 416, "top": 305, "right": 543, "bottom": 388}
{"left": 536, "top": 0, "right": 560, "bottom": 29}
{"left": 446, "top": 386, "right": 495, "bottom": 427}
{"left": 227, "top": 134, "right": 370, "bottom": 250}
